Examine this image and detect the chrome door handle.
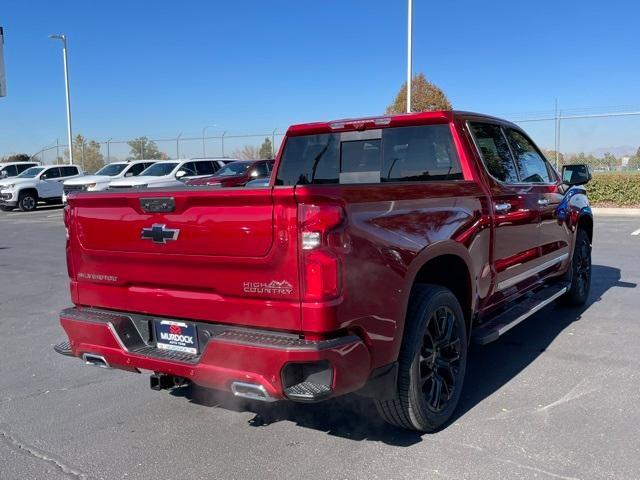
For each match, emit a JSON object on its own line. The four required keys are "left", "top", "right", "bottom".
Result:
{"left": 495, "top": 202, "right": 511, "bottom": 213}
{"left": 537, "top": 198, "right": 550, "bottom": 206}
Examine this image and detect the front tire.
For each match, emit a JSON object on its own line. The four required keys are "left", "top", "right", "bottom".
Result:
{"left": 18, "top": 191, "right": 37, "bottom": 212}
{"left": 560, "top": 228, "right": 591, "bottom": 306}
{"left": 0, "top": 205, "right": 14, "bottom": 212}
{"left": 375, "top": 285, "right": 467, "bottom": 432}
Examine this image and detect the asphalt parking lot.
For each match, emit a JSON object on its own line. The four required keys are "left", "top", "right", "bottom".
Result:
{"left": 1, "top": 208, "right": 639, "bottom": 480}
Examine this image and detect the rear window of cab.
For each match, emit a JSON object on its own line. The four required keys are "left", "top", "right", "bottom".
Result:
{"left": 276, "top": 124, "right": 462, "bottom": 186}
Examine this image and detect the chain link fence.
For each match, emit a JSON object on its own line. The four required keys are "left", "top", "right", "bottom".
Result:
{"left": 509, "top": 106, "right": 640, "bottom": 173}
{"left": 29, "top": 107, "right": 640, "bottom": 174}
{"left": 30, "top": 130, "right": 287, "bottom": 171}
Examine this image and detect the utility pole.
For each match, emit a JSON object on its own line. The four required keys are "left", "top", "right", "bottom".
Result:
{"left": 49, "top": 34, "right": 74, "bottom": 165}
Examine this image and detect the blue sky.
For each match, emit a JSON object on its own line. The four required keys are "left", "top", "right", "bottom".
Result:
{"left": 1, "top": 0, "right": 639, "bottom": 158}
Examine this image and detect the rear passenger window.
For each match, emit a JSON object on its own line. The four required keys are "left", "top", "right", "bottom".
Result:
{"left": 60, "top": 166, "right": 79, "bottom": 176}
{"left": 469, "top": 123, "right": 519, "bottom": 183}
{"left": 2, "top": 165, "right": 18, "bottom": 177}
{"left": 196, "top": 161, "right": 215, "bottom": 175}
{"left": 382, "top": 125, "right": 462, "bottom": 182}
{"left": 17, "top": 164, "right": 35, "bottom": 173}
{"left": 505, "top": 129, "right": 552, "bottom": 183}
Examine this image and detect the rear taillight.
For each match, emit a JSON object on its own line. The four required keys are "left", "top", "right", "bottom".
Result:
{"left": 64, "top": 205, "right": 74, "bottom": 278}
{"left": 298, "top": 204, "right": 344, "bottom": 302}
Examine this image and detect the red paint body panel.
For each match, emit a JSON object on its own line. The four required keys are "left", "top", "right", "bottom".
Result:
{"left": 59, "top": 110, "right": 590, "bottom": 400}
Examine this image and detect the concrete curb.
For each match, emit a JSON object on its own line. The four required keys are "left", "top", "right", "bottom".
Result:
{"left": 592, "top": 207, "right": 640, "bottom": 216}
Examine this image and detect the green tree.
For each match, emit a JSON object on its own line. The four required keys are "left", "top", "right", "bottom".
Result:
{"left": 127, "top": 137, "right": 169, "bottom": 160}
{"left": 65, "top": 135, "right": 104, "bottom": 173}
{"left": 627, "top": 147, "right": 640, "bottom": 169}
{"left": 541, "top": 149, "right": 564, "bottom": 166}
{"left": 386, "top": 73, "right": 452, "bottom": 114}
{"left": 258, "top": 138, "right": 273, "bottom": 159}
{"left": 602, "top": 152, "right": 619, "bottom": 171}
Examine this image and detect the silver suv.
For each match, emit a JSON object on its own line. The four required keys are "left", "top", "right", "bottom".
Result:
{"left": 0, "top": 165, "right": 83, "bottom": 211}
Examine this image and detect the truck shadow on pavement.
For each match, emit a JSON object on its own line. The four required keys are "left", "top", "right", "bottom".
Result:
{"left": 174, "top": 264, "right": 633, "bottom": 446}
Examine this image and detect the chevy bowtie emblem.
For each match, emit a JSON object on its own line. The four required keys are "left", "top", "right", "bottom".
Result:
{"left": 141, "top": 224, "right": 180, "bottom": 244}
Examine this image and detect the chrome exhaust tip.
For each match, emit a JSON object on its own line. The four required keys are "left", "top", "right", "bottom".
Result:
{"left": 82, "top": 353, "right": 110, "bottom": 369}
{"left": 230, "top": 381, "right": 275, "bottom": 402}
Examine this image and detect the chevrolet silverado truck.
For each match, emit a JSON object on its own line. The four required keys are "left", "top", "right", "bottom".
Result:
{"left": 54, "top": 111, "right": 593, "bottom": 432}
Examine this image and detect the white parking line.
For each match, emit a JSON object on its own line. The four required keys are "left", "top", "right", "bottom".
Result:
{"left": 632, "top": 228, "right": 640, "bottom": 236}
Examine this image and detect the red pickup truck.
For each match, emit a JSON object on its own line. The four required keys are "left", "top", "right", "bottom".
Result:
{"left": 55, "top": 111, "right": 593, "bottom": 432}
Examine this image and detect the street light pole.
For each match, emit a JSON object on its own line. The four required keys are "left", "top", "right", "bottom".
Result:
{"left": 49, "top": 34, "right": 74, "bottom": 165}
{"left": 406, "top": 0, "right": 413, "bottom": 113}
{"left": 176, "top": 133, "right": 182, "bottom": 159}
{"left": 201, "top": 124, "right": 217, "bottom": 157}
{"left": 106, "top": 138, "right": 112, "bottom": 162}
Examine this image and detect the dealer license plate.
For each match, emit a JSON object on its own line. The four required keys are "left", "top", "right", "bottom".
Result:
{"left": 154, "top": 319, "right": 199, "bottom": 355}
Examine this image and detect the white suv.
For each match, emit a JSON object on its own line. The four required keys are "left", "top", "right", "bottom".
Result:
{"left": 108, "top": 158, "right": 235, "bottom": 189}
{"left": 0, "top": 162, "right": 40, "bottom": 179}
{"left": 62, "top": 160, "right": 157, "bottom": 203}
{"left": 0, "top": 165, "right": 83, "bottom": 211}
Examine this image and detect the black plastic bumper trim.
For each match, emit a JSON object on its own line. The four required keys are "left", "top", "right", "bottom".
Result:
{"left": 59, "top": 307, "right": 362, "bottom": 365}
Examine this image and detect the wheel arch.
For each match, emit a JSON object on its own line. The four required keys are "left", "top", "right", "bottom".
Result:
{"left": 18, "top": 187, "right": 39, "bottom": 200}
{"left": 402, "top": 242, "right": 476, "bottom": 343}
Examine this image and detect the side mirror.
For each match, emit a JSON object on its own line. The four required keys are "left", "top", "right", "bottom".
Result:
{"left": 40, "top": 174, "right": 48, "bottom": 180}
{"left": 249, "top": 170, "right": 259, "bottom": 178}
{"left": 124, "top": 172, "right": 134, "bottom": 177}
{"left": 0, "top": 170, "right": 7, "bottom": 178}
{"left": 175, "top": 170, "right": 187, "bottom": 179}
{"left": 561, "top": 164, "right": 592, "bottom": 186}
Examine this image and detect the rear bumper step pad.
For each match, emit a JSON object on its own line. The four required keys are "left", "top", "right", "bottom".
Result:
{"left": 53, "top": 340, "right": 74, "bottom": 356}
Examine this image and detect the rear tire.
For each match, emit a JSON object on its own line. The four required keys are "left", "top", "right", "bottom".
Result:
{"left": 560, "top": 228, "right": 591, "bottom": 306}
{"left": 375, "top": 285, "right": 467, "bottom": 432}
{"left": 18, "top": 191, "right": 37, "bottom": 212}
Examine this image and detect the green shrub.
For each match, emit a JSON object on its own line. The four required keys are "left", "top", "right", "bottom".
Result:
{"left": 587, "top": 173, "right": 640, "bottom": 207}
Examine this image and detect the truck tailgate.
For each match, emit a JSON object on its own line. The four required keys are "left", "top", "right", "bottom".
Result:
{"left": 66, "top": 188, "right": 302, "bottom": 331}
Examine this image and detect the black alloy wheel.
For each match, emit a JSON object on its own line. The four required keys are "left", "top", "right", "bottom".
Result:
{"left": 419, "top": 305, "right": 462, "bottom": 413}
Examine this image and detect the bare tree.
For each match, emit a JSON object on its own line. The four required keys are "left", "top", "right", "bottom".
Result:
{"left": 232, "top": 145, "right": 260, "bottom": 160}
